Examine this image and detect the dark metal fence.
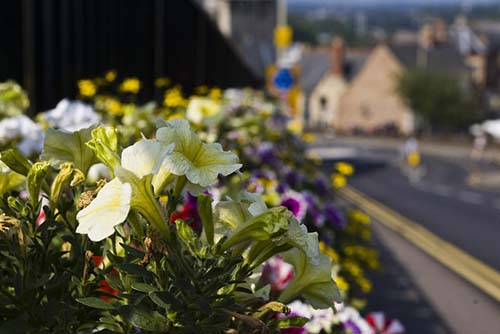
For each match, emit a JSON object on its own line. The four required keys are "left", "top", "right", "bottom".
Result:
{"left": 0, "top": 0, "right": 261, "bottom": 113}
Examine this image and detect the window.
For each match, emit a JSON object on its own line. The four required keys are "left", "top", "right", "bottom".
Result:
{"left": 319, "top": 95, "right": 328, "bottom": 111}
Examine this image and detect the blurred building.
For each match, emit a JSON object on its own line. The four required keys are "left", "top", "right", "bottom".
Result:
{"left": 299, "top": 38, "right": 367, "bottom": 130}
{"left": 195, "top": 0, "right": 277, "bottom": 80}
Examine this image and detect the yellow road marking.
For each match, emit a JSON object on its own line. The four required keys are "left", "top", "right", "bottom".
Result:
{"left": 340, "top": 185, "right": 500, "bottom": 303}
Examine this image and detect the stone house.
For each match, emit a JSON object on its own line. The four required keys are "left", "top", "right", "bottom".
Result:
{"left": 299, "top": 38, "right": 367, "bottom": 130}
{"left": 337, "top": 32, "right": 470, "bottom": 135}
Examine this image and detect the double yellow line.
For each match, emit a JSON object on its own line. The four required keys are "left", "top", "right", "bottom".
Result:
{"left": 340, "top": 185, "right": 500, "bottom": 303}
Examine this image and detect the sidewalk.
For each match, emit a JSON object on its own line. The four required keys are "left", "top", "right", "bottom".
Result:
{"left": 369, "top": 220, "right": 500, "bottom": 334}
{"left": 312, "top": 134, "right": 500, "bottom": 163}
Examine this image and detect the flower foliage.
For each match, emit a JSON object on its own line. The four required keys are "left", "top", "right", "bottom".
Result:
{"left": 0, "top": 76, "right": 391, "bottom": 334}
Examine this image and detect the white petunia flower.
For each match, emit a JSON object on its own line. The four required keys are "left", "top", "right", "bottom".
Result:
{"left": 0, "top": 115, "right": 44, "bottom": 155}
{"left": 76, "top": 140, "right": 172, "bottom": 241}
{"left": 43, "top": 99, "right": 100, "bottom": 131}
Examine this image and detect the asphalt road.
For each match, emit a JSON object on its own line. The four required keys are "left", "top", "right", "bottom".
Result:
{"left": 313, "top": 138, "right": 500, "bottom": 270}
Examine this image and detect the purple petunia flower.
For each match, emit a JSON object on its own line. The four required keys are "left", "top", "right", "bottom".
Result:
{"left": 303, "top": 193, "right": 325, "bottom": 227}
{"left": 314, "top": 176, "right": 330, "bottom": 196}
{"left": 280, "top": 191, "right": 308, "bottom": 221}
{"left": 257, "top": 141, "right": 278, "bottom": 165}
{"left": 324, "top": 203, "right": 346, "bottom": 229}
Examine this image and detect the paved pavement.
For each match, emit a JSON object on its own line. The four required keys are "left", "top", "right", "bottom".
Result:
{"left": 312, "top": 136, "right": 500, "bottom": 269}
{"left": 310, "top": 135, "right": 500, "bottom": 333}
{"left": 368, "top": 220, "right": 500, "bottom": 334}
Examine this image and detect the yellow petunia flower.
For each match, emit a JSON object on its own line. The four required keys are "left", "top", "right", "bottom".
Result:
{"left": 336, "top": 275, "right": 349, "bottom": 291}
{"left": 335, "top": 162, "right": 354, "bottom": 176}
{"left": 209, "top": 87, "right": 222, "bottom": 100}
{"left": 319, "top": 241, "right": 339, "bottom": 263}
{"left": 331, "top": 173, "right": 347, "bottom": 189}
{"left": 302, "top": 133, "right": 315, "bottom": 144}
{"left": 119, "top": 77, "right": 141, "bottom": 94}
{"left": 105, "top": 98, "right": 122, "bottom": 116}
{"left": 78, "top": 80, "right": 97, "bottom": 97}
{"left": 163, "top": 88, "right": 188, "bottom": 108}
{"left": 105, "top": 70, "right": 117, "bottom": 82}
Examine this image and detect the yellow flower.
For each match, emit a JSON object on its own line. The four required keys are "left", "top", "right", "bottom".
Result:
{"left": 349, "top": 209, "right": 370, "bottom": 225}
{"left": 163, "top": 87, "right": 188, "bottom": 108}
{"left": 287, "top": 119, "right": 302, "bottom": 134}
{"left": 78, "top": 80, "right": 97, "bottom": 97}
{"left": 155, "top": 77, "right": 171, "bottom": 88}
{"left": 319, "top": 241, "right": 339, "bottom": 263}
{"left": 335, "top": 162, "right": 354, "bottom": 176}
{"left": 119, "top": 77, "right": 141, "bottom": 94}
{"left": 209, "top": 87, "right": 222, "bottom": 100}
{"left": 262, "top": 191, "right": 281, "bottom": 206}
{"left": 357, "top": 277, "right": 372, "bottom": 293}
{"left": 331, "top": 173, "right": 347, "bottom": 189}
{"left": 302, "top": 133, "right": 315, "bottom": 144}
{"left": 336, "top": 275, "right": 349, "bottom": 291}
{"left": 105, "top": 70, "right": 117, "bottom": 82}
{"left": 105, "top": 98, "right": 122, "bottom": 116}
{"left": 166, "top": 112, "right": 184, "bottom": 120}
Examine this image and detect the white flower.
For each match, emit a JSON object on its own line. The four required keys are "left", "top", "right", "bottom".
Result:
{"left": 43, "top": 99, "right": 100, "bottom": 131}
{"left": 186, "top": 97, "right": 221, "bottom": 124}
{"left": 76, "top": 140, "right": 172, "bottom": 241}
{"left": 156, "top": 119, "right": 241, "bottom": 187}
{"left": 0, "top": 115, "right": 44, "bottom": 155}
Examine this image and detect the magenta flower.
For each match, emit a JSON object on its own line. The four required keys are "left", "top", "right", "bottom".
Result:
{"left": 280, "top": 191, "right": 308, "bottom": 221}
{"left": 261, "top": 256, "right": 294, "bottom": 292}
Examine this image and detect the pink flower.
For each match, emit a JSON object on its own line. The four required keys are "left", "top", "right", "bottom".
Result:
{"left": 261, "top": 256, "right": 294, "bottom": 292}
{"left": 365, "top": 312, "right": 405, "bottom": 334}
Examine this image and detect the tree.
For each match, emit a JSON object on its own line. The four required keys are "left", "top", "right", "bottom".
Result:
{"left": 397, "top": 69, "right": 480, "bottom": 132}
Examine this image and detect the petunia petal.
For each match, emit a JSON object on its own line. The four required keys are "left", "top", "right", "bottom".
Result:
{"left": 76, "top": 178, "right": 132, "bottom": 241}
{"left": 121, "top": 139, "right": 172, "bottom": 179}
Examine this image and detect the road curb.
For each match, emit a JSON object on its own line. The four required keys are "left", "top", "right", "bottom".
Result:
{"left": 339, "top": 185, "right": 500, "bottom": 303}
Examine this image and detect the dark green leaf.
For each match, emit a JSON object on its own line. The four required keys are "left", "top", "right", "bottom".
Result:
{"left": 271, "top": 316, "right": 310, "bottom": 329}
{"left": 76, "top": 297, "right": 116, "bottom": 310}
{"left": 149, "top": 291, "right": 181, "bottom": 309}
{"left": 116, "top": 263, "right": 152, "bottom": 279}
{"left": 131, "top": 282, "right": 157, "bottom": 293}
{"left": 119, "top": 305, "right": 169, "bottom": 331}
{"left": 198, "top": 194, "right": 214, "bottom": 245}
{"left": 120, "top": 243, "right": 145, "bottom": 259}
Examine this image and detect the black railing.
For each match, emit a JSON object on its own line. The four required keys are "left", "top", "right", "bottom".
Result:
{"left": 0, "top": 0, "right": 261, "bottom": 114}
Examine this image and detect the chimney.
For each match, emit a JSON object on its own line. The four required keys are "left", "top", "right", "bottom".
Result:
{"left": 434, "top": 19, "right": 447, "bottom": 43}
{"left": 331, "top": 37, "right": 345, "bottom": 76}
{"left": 419, "top": 24, "right": 434, "bottom": 50}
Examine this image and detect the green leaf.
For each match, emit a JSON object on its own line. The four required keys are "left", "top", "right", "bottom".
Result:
{"left": 116, "top": 263, "right": 153, "bottom": 279}
{"left": 119, "top": 305, "right": 169, "bottom": 331}
{"left": 271, "top": 316, "right": 310, "bottom": 329}
{"left": 86, "top": 126, "right": 121, "bottom": 172}
{"left": 131, "top": 282, "right": 157, "bottom": 293}
{"left": 27, "top": 161, "right": 50, "bottom": 207}
{"left": 120, "top": 243, "right": 146, "bottom": 260}
{"left": 76, "top": 297, "right": 116, "bottom": 310}
{"left": 41, "top": 127, "right": 98, "bottom": 173}
{"left": 198, "top": 194, "right": 214, "bottom": 245}
{"left": 149, "top": 291, "right": 181, "bottom": 309}
{"left": 0, "top": 148, "right": 32, "bottom": 175}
